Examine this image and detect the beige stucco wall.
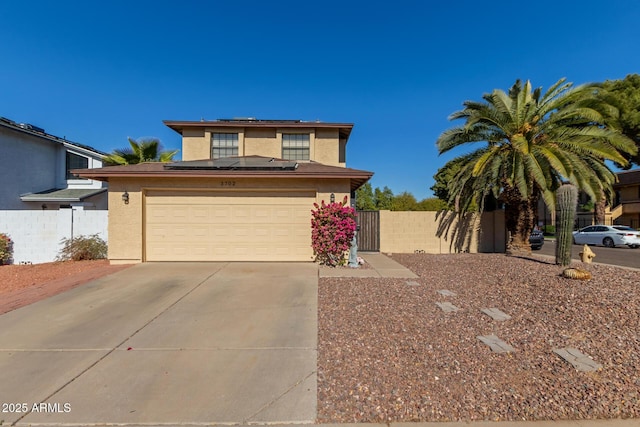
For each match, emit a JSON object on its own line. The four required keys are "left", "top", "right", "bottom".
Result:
{"left": 244, "top": 128, "right": 279, "bottom": 158}
{"left": 314, "top": 129, "right": 340, "bottom": 166}
{"left": 106, "top": 176, "right": 351, "bottom": 263}
{"left": 379, "top": 210, "right": 506, "bottom": 254}
{"left": 107, "top": 179, "right": 144, "bottom": 264}
{"left": 181, "top": 129, "right": 208, "bottom": 160}
{"left": 178, "top": 125, "right": 344, "bottom": 166}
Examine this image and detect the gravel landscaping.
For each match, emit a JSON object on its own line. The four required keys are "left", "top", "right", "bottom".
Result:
{"left": 318, "top": 253, "right": 640, "bottom": 422}
{"left": 0, "top": 260, "right": 131, "bottom": 314}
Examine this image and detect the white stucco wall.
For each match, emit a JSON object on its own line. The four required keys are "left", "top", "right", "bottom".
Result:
{"left": 0, "top": 209, "right": 108, "bottom": 264}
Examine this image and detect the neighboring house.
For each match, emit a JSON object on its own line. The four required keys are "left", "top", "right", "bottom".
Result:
{"left": 536, "top": 169, "right": 640, "bottom": 230}
{"left": 77, "top": 118, "right": 373, "bottom": 263}
{"left": 612, "top": 169, "right": 640, "bottom": 229}
{"left": 0, "top": 116, "right": 109, "bottom": 264}
{"left": 0, "top": 116, "right": 107, "bottom": 210}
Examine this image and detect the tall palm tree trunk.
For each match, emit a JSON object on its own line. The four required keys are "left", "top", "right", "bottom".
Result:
{"left": 595, "top": 188, "right": 607, "bottom": 224}
{"left": 503, "top": 186, "right": 538, "bottom": 255}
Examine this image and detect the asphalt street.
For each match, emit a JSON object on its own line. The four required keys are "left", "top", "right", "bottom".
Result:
{"left": 537, "top": 240, "right": 640, "bottom": 269}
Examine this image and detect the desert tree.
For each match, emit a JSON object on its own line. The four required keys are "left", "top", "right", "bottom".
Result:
{"left": 436, "top": 78, "right": 636, "bottom": 253}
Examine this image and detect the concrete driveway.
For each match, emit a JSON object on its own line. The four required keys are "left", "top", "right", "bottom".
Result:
{"left": 0, "top": 262, "right": 318, "bottom": 426}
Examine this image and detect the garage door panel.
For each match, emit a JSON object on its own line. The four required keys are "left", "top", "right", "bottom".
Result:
{"left": 192, "top": 227, "right": 208, "bottom": 238}
{"left": 213, "top": 206, "right": 232, "bottom": 219}
{"left": 294, "top": 208, "right": 311, "bottom": 221}
{"left": 192, "top": 207, "right": 209, "bottom": 219}
{"left": 145, "top": 191, "right": 314, "bottom": 261}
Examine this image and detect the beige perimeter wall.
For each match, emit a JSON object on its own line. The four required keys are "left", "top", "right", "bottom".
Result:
{"left": 379, "top": 210, "right": 506, "bottom": 254}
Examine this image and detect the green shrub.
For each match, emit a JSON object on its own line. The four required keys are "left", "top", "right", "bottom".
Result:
{"left": 542, "top": 225, "right": 556, "bottom": 236}
{"left": 579, "top": 200, "right": 595, "bottom": 212}
{"left": 57, "top": 234, "right": 107, "bottom": 261}
{"left": 0, "top": 233, "right": 13, "bottom": 265}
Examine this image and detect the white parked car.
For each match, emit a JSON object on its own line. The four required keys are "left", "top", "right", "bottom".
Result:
{"left": 572, "top": 225, "right": 640, "bottom": 248}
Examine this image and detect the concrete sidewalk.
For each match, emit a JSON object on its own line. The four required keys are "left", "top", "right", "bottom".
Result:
{"left": 319, "top": 252, "right": 418, "bottom": 278}
{"left": 9, "top": 420, "right": 636, "bottom": 426}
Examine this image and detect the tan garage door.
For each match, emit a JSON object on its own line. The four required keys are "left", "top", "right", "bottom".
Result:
{"left": 145, "top": 190, "right": 315, "bottom": 261}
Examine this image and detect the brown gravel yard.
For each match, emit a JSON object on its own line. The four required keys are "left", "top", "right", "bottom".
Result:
{"left": 318, "top": 253, "right": 640, "bottom": 423}
{"left": 0, "top": 260, "right": 131, "bottom": 314}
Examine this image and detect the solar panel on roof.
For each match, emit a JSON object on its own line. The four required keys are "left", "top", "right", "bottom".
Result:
{"left": 211, "top": 158, "right": 239, "bottom": 168}
{"left": 165, "top": 157, "right": 298, "bottom": 171}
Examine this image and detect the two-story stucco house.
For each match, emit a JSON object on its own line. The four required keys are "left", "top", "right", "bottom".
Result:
{"left": 77, "top": 119, "right": 373, "bottom": 264}
{"left": 0, "top": 116, "right": 107, "bottom": 210}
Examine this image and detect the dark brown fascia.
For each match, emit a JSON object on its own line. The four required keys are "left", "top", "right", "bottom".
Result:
{"left": 163, "top": 120, "right": 354, "bottom": 140}
{"left": 74, "top": 167, "right": 373, "bottom": 191}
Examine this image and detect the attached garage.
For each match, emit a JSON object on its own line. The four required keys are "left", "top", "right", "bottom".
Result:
{"left": 145, "top": 190, "right": 315, "bottom": 261}
{"left": 76, "top": 156, "right": 373, "bottom": 264}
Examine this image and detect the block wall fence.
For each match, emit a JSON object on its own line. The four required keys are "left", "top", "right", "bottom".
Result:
{"left": 378, "top": 210, "right": 506, "bottom": 254}
{"left": 0, "top": 209, "right": 505, "bottom": 264}
{"left": 0, "top": 210, "right": 108, "bottom": 264}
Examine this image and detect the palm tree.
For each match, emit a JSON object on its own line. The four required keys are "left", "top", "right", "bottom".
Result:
{"left": 103, "top": 137, "right": 179, "bottom": 165}
{"left": 436, "top": 78, "right": 637, "bottom": 254}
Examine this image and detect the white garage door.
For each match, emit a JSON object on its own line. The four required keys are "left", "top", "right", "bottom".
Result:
{"left": 145, "top": 190, "right": 315, "bottom": 261}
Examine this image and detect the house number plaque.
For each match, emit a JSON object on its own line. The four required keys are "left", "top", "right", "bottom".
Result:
{"left": 220, "top": 181, "right": 236, "bottom": 187}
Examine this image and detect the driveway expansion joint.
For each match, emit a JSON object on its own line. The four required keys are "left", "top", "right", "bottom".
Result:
{"left": 11, "top": 267, "right": 225, "bottom": 427}
{"left": 245, "top": 369, "right": 317, "bottom": 423}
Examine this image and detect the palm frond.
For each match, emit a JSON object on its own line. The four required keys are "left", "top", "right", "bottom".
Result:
{"left": 512, "top": 154, "right": 530, "bottom": 200}
{"left": 538, "top": 77, "right": 570, "bottom": 108}
{"left": 488, "top": 89, "right": 516, "bottom": 129}
{"left": 159, "top": 149, "right": 179, "bottom": 162}
{"left": 106, "top": 137, "right": 176, "bottom": 164}
{"left": 540, "top": 187, "right": 556, "bottom": 212}
{"left": 436, "top": 77, "right": 631, "bottom": 231}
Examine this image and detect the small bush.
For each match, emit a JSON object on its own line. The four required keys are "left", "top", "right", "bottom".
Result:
{"left": 0, "top": 233, "right": 14, "bottom": 265}
{"left": 57, "top": 234, "right": 107, "bottom": 261}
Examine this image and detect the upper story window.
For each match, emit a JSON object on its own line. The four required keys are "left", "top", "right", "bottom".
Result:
{"left": 212, "top": 133, "right": 238, "bottom": 159}
{"left": 66, "top": 152, "right": 89, "bottom": 180}
{"left": 282, "top": 134, "right": 309, "bottom": 161}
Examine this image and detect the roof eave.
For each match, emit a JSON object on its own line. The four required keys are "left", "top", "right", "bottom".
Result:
{"left": 0, "top": 120, "right": 107, "bottom": 157}
{"left": 20, "top": 188, "right": 107, "bottom": 202}
{"left": 75, "top": 169, "right": 373, "bottom": 191}
{"left": 163, "top": 120, "right": 354, "bottom": 140}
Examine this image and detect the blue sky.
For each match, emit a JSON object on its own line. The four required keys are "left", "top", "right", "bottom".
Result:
{"left": 2, "top": 0, "right": 639, "bottom": 199}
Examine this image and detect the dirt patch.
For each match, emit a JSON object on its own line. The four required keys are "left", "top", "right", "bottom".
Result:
{"left": 0, "top": 260, "right": 132, "bottom": 314}
{"left": 318, "top": 253, "right": 640, "bottom": 423}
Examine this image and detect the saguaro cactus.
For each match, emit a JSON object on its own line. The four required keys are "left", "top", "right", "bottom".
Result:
{"left": 555, "top": 184, "right": 578, "bottom": 267}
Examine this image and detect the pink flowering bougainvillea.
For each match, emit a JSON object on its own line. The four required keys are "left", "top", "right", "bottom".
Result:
{"left": 0, "top": 233, "right": 14, "bottom": 265}
{"left": 310, "top": 196, "right": 357, "bottom": 266}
